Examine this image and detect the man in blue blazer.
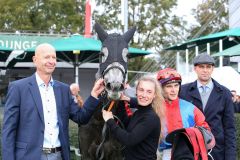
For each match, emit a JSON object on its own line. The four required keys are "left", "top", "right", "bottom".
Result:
{"left": 2, "top": 43, "right": 105, "bottom": 160}
{"left": 179, "top": 53, "right": 236, "bottom": 160}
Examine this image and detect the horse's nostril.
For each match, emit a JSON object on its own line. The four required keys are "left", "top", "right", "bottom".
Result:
{"left": 106, "top": 83, "right": 111, "bottom": 90}
{"left": 111, "top": 83, "right": 124, "bottom": 92}
{"left": 119, "top": 85, "right": 124, "bottom": 91}
{"left": 105, "top": 81, "right": 125, "bottom": 93}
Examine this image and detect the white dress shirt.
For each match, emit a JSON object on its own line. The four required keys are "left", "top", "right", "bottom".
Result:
{"left": 36, "top": 73, "right": 61, "bottom": 148}
{"left": 197, "top": 79, "right": 213, "bottom": 94}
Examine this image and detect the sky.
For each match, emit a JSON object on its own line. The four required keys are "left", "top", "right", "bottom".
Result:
{"left": 174, "top": 0, "right": 201, "bottom": 25}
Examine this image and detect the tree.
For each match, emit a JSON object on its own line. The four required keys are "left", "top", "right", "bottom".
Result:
{"left": 93, "top": 0, "right": 187, "bottom": 81}
{"left": 94, "top": 0, "right": 187, "bottom": 51}
{"left": 189, "top": 0, "right": 228, "bottom": 39}
{"left": 0, "top": 0, "right": 85, "bottom": 34}
{"left": 0, "top": 0, "right": 187, "bottom": 81}
{"left": 184, "top": 0, "right": 229, "bottom": 62}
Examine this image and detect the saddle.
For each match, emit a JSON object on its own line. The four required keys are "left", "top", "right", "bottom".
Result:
{"left": 166, "top": 127, "right": 215, "bottom": 160}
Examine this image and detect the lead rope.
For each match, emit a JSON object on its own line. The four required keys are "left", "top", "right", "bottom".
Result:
{"left": 107, "top": 101, "right": 115, "bottom": 111}
{"left": 208, "top": 149, "right": 214, "bottom": 160}
{"left": 96, "top": 123, "right": 108, "bottom": 160}
{"left": 96, "top": 100, "right": 115, "bottom": 160}
{"left": 96, "top": 100, "right": 132, "bottom": 160}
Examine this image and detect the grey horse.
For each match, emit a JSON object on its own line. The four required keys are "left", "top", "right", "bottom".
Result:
{"left": 78, "top": 23, "right": 136, "bottom": 160}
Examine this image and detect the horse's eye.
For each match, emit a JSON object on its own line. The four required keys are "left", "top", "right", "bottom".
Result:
{"left": 122, "top": 48, "right": 128, "bottom": 62}
{"left": 101, "top": 47, "right": 108, "bottom": 63}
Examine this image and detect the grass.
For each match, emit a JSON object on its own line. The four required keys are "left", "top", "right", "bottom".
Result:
{"left": 69, "top": 121, "right": 81, "bottom": 160}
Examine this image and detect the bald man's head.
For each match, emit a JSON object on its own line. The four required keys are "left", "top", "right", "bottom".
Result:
{"left": 70, "top": 83, "right": 80, "bottom": 96}
{"left": 35, "top": 43, "right": 56, "bottom": 57}
{"left": 33, "top": 43, "right": 57, "bottom": 76}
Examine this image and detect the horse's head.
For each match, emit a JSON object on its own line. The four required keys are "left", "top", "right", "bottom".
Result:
{"left": 95, "top": 23, "right": 136, "bottom": 100}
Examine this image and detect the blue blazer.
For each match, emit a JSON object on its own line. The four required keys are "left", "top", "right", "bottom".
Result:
{"left": 179, "top": 79, "right": 236, "bottom": 160}
{"left": 2, "top": 74, "right": 99, "bottom": 160}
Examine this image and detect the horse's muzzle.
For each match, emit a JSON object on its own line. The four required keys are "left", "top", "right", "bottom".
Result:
{"left": 105, "top": 82, "right": 124, "bottom": 92}
{"left": 105, "top": 82, "right": 125, "bottom": 100}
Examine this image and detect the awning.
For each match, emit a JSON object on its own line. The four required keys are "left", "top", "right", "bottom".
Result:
{"left": 212, "top": 44, "right": 240, "bottom": 57}
{"left": 164, "top": 27, "right": 240, "bottom": 50}
{"left": 0, "top": 45, "right": 13, "bottom": 61}
{"left": 0, "top": 34, "right": 60, "bottom": 64}
{"left": 0, "top": 45, "right": 12, "bottom": 51}
{"left": 6, "top": 35, "right": 152, "bottom": 68}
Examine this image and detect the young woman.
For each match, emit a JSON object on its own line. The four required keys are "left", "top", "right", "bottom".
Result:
{"left": 102, "top": 76, "right": 165, "bottom": 160}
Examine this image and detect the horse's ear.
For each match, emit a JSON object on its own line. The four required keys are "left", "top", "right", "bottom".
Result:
{"left": 123, "top": 26, "right": 136, "bottom": 43}
{"left": 94, "top": 23, "right": 108, "bottom": 42}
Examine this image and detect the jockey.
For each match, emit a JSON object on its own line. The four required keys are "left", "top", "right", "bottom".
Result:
{"left": 157, "top": 68, "right": 210, "bottom": 160}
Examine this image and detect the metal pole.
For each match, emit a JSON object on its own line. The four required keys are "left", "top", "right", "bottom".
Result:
{"left": 186, "top": 49, "right": 189, "bottom": 75}
{"left": 207, "top": 43, "right": 210, "bottom": 54}
{"left": 176, "top": 51, "right": 180, "bottom": 72}
{"left": 73, "top": 50, "right": 80, "bottom": 84}
{"left": 219, "top": 39, "right": 223, "bottom": 67}
{"left": 75, "top": 54, "right": 79, "bottom": 84}
{"left": 124, "top": 0, "right": 128, "bottom": 33}
{"left": 195, "top": 46, "right": 199, "bottom": 56}
{"left": 121, "top": 0, "right": 128, "bottom": 80}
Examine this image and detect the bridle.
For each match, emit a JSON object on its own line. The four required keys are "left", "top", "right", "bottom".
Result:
{"left": 102, "top": 65, "right": 126, "bottom": 81}
{"left": 101, "top": 63, "right": 126, "bottom": 93}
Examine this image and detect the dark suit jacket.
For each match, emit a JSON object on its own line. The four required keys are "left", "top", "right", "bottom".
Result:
{"left": 2, "top": 74, "right": 99, "bottom": 160}
{"left": 179, "top": 79, "right": 236, "bottom": 160}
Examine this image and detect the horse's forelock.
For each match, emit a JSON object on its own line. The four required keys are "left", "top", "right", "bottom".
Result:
{"left": 103, "top": 35, "right": 128, "bottom": 48}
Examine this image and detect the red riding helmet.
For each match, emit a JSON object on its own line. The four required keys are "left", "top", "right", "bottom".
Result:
{"left": 157, "top": 68, "right": 182, "bottom": 85}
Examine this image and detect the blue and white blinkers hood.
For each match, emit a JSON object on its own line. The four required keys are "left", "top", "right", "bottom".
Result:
{"left": 94, "top": 23, "right": 136, "bottom": 76}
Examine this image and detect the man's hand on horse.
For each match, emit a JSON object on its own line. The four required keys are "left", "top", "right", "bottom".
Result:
{"left": 91, "top": 78, "right": 105, "bottom": 99}
{"left": 102, "top": 110, "right": 114, "bottom": 122}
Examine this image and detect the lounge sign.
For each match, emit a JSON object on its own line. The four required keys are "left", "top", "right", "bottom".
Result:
{"left": 0, "top": 35, "right": 60, "bottom": 50}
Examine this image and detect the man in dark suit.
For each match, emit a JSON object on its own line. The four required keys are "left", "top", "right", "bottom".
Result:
{"left": 2, "top": 43, "right": 105, "bottom": 160}
{"left": 179, "top": 53, "right": 236, "bottom": 160}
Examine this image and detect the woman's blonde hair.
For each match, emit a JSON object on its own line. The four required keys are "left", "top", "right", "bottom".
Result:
{"left": 136, "top": 76, "right": 166, "bottom": 137}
